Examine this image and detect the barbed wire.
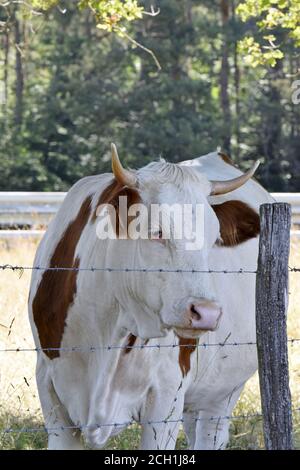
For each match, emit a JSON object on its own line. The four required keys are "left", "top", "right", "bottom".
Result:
{"left": 1, "top": 338, "right": 300, "bottom": 353}
{"left": 2, "top": 408, "right": 300, "bottom": 435}
{"left": 0, "top": 264, "right": 258, "bottom": 274}
{"left": 0, "top": 264, "right": 299, "bottom": 274}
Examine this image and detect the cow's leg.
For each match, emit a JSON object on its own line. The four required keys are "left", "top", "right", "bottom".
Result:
{"left": 192, "top": 385, "right": 245, "bottom": 450}
{"left": 182, "top": 409, "right": 198, "bottom": 449}
{"left": 36, "top": 358, "right": 84, "bottom": 450}
{"left": 140, "top": 385, "right": 184, "bottom": 450}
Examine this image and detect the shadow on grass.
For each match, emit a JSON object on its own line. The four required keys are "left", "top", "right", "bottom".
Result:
{"left": 228, "top": 413, "right": 300, "bottom": 450}
{"left": 0, "top": 414, "right": 188, "bottom": 450}
{"left": 1, "top": 413, "right": 299, "bottom": 450}
{"left": 0, "top": 415, "right": 47, "bottom": 450}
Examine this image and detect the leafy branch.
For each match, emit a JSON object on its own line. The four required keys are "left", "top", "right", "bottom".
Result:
{"left": 237, "top": 0, "right": 300, "bottom": 67}
{"left": 0, "top": 1, "right": 161, "bottom": 69}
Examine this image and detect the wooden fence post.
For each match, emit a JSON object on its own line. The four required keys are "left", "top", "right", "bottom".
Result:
{"left": 256, "top": 203, "right": 293, "bottom": 450}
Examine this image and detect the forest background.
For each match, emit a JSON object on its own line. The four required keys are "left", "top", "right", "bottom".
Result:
{"left": 0, "top": 0, "right": 299, "bottom": 192}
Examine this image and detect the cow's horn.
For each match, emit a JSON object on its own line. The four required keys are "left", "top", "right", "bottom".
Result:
{"left": 111, "top": 143, "right": 137, "bottom": 188}
{"left": 210, "top": 161, "right": 260, "bottom": 196}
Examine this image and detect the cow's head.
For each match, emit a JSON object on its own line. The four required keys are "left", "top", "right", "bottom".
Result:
{"left": 96, "top": 144, "right": 260, "bottom": 340}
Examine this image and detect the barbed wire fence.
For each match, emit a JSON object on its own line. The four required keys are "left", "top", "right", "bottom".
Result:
{"left": 0, "top": 203, "right": 299, "bottom": 449}
{"left": 0, "top": 264, "right": 299, "bottom": 274}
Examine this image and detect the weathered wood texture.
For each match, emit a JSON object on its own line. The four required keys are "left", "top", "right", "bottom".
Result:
{"left": 256, "top": 203, "right": 293, "bottom": 450}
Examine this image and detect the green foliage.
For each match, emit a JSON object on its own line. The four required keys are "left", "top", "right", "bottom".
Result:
{"left": 0, "top": 0, "right": 299, "bottom": 192}
{"left": 237, "top": 0, "right": 300, "bottom": 66}
{"left": 78, "top": 0, "right": 143, "bottom": 32}
{"left": 30, "top": 0, "right": 59, "bottom": 9}
{"left": 237, "top": 35, "right": 284, "bottom": 67}
{"left": 29, "top": 0, "right": 144, "bottom": 32}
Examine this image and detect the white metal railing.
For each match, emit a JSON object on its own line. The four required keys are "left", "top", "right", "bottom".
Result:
{"left": 272, "top": 193, "right": 300, "bottom": 224}
{"left": 0, "top": 192, "right": 299, "bottom": 238}
{"left": 0, "top": 192, "right": 65, "bottom": 227}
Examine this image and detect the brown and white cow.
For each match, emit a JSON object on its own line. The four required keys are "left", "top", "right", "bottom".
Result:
{"left": 28, "top": 145, "right": 267, "bottom": 449}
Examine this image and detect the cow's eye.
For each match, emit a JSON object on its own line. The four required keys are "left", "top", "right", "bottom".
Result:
{"left": 151, "top": 229, "right": 165, "bottom": 243}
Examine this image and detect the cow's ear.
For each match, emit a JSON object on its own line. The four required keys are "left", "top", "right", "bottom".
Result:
{"left": 212, "top": 200, "right": 260, "bottom": 247}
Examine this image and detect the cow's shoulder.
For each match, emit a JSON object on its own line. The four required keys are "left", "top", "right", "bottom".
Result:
{"left": 30, "top": 173, "right": 113, "bottom": 359}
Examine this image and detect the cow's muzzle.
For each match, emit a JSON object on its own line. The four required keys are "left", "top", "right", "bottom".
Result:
{"left": 186, "top": 300, "right": 222, "bottom": 331}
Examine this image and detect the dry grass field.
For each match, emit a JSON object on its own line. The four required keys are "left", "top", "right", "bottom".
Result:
{"left": 0, "top": 236, "right": 299, "bottom": 450}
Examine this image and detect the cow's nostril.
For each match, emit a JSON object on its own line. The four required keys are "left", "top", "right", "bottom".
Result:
{"left": 190, "top": 304, "right": 201, "bottom": 321}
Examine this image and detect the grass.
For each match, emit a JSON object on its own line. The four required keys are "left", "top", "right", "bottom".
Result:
{"left": 0, "top": 236, "right": 299, "bottom": 450}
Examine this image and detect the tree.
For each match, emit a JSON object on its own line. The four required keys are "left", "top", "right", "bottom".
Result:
{"left": 28, "top": 1, "right": 145, "bottom": 36}
{"left": 220, "top": 0, "right": 231, "bottom": 153}
{"left": 0, "top": 0, "right": 299, "bottom": 192}
{"left": 237, "top": 0, "right": 300, "bottom": 67}
{"left": 2, "top": 1, "right": 144, "bottom": 28}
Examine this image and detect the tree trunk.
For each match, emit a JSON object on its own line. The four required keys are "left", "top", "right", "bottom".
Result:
{"left": 289, "top": 54, "right": 296, "bottom": 140}
{"left": 261, "top": 60, "right": 283, "bottom": 189}
{"left": 14, "top": 7, "right": 24, "bottom": 128}
{"left": 232, "top": 0, "right": 240, "bottom": 161}
{"left": 184, "top": 0, "right": 193, "bottom": 24}
{"left": 220, "top": 0, "right": 231, "bottom": 153}
{"left": 3, "top": 30, "right": 10, "bottom": 112}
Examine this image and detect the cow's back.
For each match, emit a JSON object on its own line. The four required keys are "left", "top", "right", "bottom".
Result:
{"left": 181, "top": 151, "right": 274, "bottom": 208}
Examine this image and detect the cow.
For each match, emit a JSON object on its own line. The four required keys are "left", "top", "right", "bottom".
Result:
{"left": 28, "top": 144, "right": 265, "bottom": 449}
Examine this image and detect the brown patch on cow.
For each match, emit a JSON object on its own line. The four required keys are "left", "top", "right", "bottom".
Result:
{"left": 123, "top": 335, "right": 149, "bottom": 355}
{"left": 124, "top": 333, "right": 137, "bottom": 354}
{"left": 92, "top": 179, "right": 141, "bottom": 237}
{"left": 212, "top": 200, "right": 260, "bottom": 247}
{"left": 92, "top": 179, "right": 123, "bottom": 222}
{"left": 32, "top": 196, "right": 93, "bottom": 359}
{"left": 218, "top": 151, "right": 236, "bottom": 167}
{"left": 178, "top": 337, "right": 197, "bottom": 377}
